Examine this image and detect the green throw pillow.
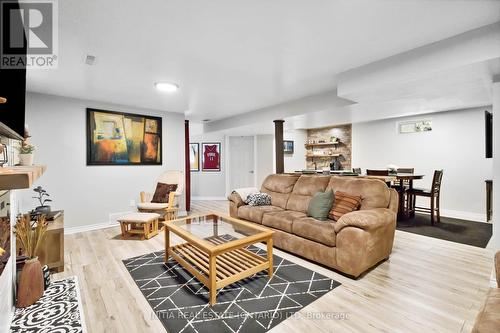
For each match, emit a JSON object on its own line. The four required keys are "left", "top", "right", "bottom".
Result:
{"left": 307, "top": 190, "right": 334, "bottom": 221}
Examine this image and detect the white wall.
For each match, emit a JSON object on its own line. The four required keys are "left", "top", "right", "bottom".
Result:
{"left": 352, "top": 107, "right": 493, "bottom": 221}
{"left": 255, "top": 135, "right": 274, "bottom": 188}
{"left": 189, "top": 132, "right": 226, "bottom": 199}
{"left": 20, "top": 93, "right": 186, "bottom": 229}
{"left": 189, "top": 132, "right": 276, "bottom": 198}
{"left": 490, "top": 81, "right": 500, "bottom": 249}
{"left": 283, "top": 129, "right": 307, "bottom": 172}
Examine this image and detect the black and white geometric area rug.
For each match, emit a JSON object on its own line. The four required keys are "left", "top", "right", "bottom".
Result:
{"left": 10, "top": 276, "right": 86, "bottom": 333}
{"left": 123, "top": 239, "right": 341, "bottom": 333}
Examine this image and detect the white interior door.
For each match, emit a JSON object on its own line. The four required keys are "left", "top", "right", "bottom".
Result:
{"left": 228, "top": 136, "right": 255, "bottom": 190}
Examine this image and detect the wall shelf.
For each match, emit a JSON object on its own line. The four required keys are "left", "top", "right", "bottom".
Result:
{"left": 305, "top": 154, "right": 341, "bottom": 158}
{"left": 0, "top": 165, "right": 46, "bottom": 190}
{"left": 304, "top": 142, "right": 340, "bottom": 147}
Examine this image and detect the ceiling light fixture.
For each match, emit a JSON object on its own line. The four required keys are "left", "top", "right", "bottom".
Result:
{"left": 85, "top": 54, "right": 96, "bottom": 65}
{"left": 155, "top": 82, "right": 179, "bottom": 93}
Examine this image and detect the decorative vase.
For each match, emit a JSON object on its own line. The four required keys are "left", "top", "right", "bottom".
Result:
{"left": 17, "top": 257, "right": 44, "bottom": 308}
{"left": 19, "top": 153, "right": 34, "bottom": 166}
{"left": 35, "top": 205, "right": 51, "bottom": 214}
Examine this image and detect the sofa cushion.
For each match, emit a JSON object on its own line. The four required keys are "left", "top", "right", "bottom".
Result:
{"left": 292, "top": 217, "right": 336, "bottom": 247}
{"left": 307, "top": 190, "right": 334, "bottom": 220}
{"left": 286, "top": 175, "right": 331, "bottom": 213}
{"left": 151, "top": 183, "right": 178, "bottom": 203}
{"left": 260, "top": 174, "right": 300, "bottom": 209}
{"left": 327, "top": 177, "right": 390, "bottom": 210}
{"left": 262, "top": 210, "right": 306, "bottom": 233}
{"left": 137, "top": 202, "right": 170, "bottom": 210}
{"left": 245, "top": 193, "right": 272, "bottom": 206}
{"left": 238, "top": 205, "right": 283, "bottom": 224}
{"left": 329, "top": 191, "right": 362, "bottom": 221}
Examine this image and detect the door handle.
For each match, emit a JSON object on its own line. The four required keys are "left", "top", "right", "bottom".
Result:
{"left": 249, "top": 171, "right": 254, "bottom": 174}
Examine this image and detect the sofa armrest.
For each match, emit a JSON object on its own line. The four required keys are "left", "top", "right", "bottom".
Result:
{"left": 387, "top": 188, "right": 399, "bottom": 214}
{"left": 334, "top": 208, "right": 397, "bottom": 277}
{"left": 334, "top": 208, "right": 396, "bottom": 233}
{"left": 228, "top": 192, "right": 246, "bottom": 217}
{"left": 228, "top": 192, "right": 246, "bottom": 208}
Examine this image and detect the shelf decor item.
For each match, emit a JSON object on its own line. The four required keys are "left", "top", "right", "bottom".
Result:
{"left": 18, "top": 145, "right": 35, "bottom": 166}
{"left": 33, "top": 186, "right": 52, "bottom": 214}
{"left": 18, "top": 126, "right": 35, "bottom": 166}
{"left": 15, "top": 214, "right": 48, "bottom": 308}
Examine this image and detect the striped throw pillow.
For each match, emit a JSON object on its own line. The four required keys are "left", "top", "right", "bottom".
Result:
{"left": 329, "top": 191, "right": 362, "bottom": 221}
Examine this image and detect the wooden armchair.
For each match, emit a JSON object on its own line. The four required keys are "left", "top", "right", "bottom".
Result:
{"left": 137, "top": 170, "right": 184, "bottom": 221}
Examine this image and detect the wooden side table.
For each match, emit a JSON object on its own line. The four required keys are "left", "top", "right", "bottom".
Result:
{"left": 17, "top": 210, "right": 64, "bottom": 273}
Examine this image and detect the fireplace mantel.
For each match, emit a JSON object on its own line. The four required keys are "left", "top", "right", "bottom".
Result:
{"left": 0, "top": 165, "right": 46, "bottom": 190}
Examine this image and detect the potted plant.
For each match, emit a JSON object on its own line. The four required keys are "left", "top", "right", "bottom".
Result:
{"left": 33, "top": 186, "right": 52, "bottom": 214}
{"left": 14, "top": 214, "right": 47, "bottom": 307}
{"left": 18, "top": 126, "right": 35, "bottom": 166}
{"left": 18, "top": 144, "right": 35, "bottom": 166}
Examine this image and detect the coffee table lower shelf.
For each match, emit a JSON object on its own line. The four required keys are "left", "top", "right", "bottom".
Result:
{"left": 167, "top": 240, "right": 273, "bottom": 305}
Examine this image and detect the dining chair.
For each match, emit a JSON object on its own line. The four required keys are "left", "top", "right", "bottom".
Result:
{"left": 397, "top": 168, "right": 414, "bottom": 174}
{"left": 393, "top": 167, "right": 415, "bottom": 210}
{"left": 393, "top": 167, "right": 414, "bottom": 189}
{"left": 366, "top": 169, "right": 389, "bottom": 176}
{"left": 408, "top": 170, "right": 443, "bottom": 225}
{"left": 366, "top": 169, "right": 391, "bottom": 187}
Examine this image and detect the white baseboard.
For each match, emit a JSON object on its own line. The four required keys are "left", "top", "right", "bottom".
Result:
{"left": 65, "top": 210, "right": 190, "bottom": 235}
{"left": 439, "top": 209, "right": 486, "bottom": 223}
{"left": 65, "top": 222, "right": 116, "bottom": 235}
{"left": 192, "top": 196, "right": 227, "bottom": 201}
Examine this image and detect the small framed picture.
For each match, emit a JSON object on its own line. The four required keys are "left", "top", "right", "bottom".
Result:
{"left": 189, "top": 143, "right": 199, "bottom": 171}
{"left": 283, "top": 140, "right": 294, "bottom": 154}
{"left": 202, "top": 142, "right": 221, "bottom": 172}
{"left": 398, "top": 120, "right": 432, "bottom": 134}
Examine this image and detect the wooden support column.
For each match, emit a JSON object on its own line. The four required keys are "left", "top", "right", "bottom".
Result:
{"left": 185, "top": 120, "right": 191, "bottom": 211}
{"left": 274, "top": 120, "right": 284, "bottom": 174}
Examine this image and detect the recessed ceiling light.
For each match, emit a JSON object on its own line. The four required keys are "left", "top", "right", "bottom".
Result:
{"left": 155, "top": 82, "right": 179, "bottom": 93}
{"left": 85, "top": 54, "right": 96, "bottom": 65}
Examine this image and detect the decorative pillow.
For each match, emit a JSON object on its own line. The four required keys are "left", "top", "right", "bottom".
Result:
{"left": 307, "top": 190, "right": 334, "bottom": 221}
{"left": 329, "top": 191, "right": 362, "bottom": 221}
{"left": 151, "top": 183, "right": 178, "bottom": 203}
{"left": 245, "top": 193, "right": 272, "bottom": 206}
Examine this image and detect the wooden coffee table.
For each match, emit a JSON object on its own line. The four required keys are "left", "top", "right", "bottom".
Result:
{"left": 163, "top": 213, "right": 274, "bottom": 305}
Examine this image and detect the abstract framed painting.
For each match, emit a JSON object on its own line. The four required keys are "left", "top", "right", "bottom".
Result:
{"left": 201, "top": 142, "right": 221, "bottom": 172}
{"left": 86, "top": 108, "right": 162, "bottom": 165}
{"left": 189, "top": 143, "right": 199, "bottom": 171}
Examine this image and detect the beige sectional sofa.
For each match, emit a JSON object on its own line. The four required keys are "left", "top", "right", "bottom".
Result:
{"left": 229, "top": 174, "right": 399, "bottom": 278}
{"left": 472, "top": 251, "right": 500, "bottom": 333}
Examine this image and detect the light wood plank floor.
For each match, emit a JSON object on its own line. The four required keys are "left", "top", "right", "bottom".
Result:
{"left": 53, "top": 200, "right": 494, "bottom": 333}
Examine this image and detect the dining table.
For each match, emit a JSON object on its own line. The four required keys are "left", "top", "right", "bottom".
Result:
{"left": 361, "top": 173, "right": 425, "bottom": 220}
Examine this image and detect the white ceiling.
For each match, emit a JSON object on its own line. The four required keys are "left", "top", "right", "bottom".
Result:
{"left": 27, "top": 0, "right": 500, "bottom": 122}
